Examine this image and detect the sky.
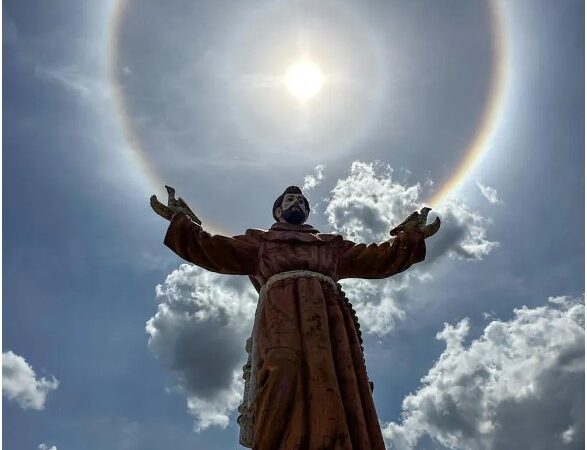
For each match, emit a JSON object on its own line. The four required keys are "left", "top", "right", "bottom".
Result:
{"left": 3, "top": 1, "right": 584, "bottom": 449}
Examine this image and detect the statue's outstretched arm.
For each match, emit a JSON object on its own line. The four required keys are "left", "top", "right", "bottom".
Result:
{"left": 337, "top": 208, "right": 440, "bottom": 280}
{"left": 150, "top": 186, "right": 259, "bottom": 275}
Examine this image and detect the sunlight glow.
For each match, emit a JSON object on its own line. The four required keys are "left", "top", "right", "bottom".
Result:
{"left": 284, "top": 60, "right": 323, "bottom": 101}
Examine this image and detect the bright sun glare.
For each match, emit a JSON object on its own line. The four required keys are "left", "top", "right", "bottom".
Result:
{"left": 284, "top": 60, "right": 323, "bottom": 101}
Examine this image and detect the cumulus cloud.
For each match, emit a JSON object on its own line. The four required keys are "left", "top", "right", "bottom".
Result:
{"left": 325, "top": 161, "right": 498, "bottom": 261}
{"left": 326, "top": 161, "right": 498, "bottom": 335}
{"left": 146, "top": 264, "right": 257, "bottom": 431}
{"left": 339, "top": 278, "right": 408, "bottom": 336}
{"left": 383, "top": 295, "right": 585, "bottom": 450}
{"left": 303, "top": 164, "right": 326, "bottom": 191}
{"left": 325, "top": 161, "right": 420, "bottom": 243}
{"left": 428, "top": 198, "right": 500, "bottom": 262}
{"left": 476, "top": 182, "right": 502, "bottom": 205}
{"left": 2, "top": 351, "right": 59, "bottom": 410}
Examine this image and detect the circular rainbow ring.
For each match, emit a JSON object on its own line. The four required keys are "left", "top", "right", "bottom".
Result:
{"left": 108, "top": 0, "right": 510, "bottom": 209}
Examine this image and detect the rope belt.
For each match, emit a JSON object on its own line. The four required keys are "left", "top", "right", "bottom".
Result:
{"left": 237, "top": 270, "right": 337, "bottom": 448}
{"left": 259, "top": 269, "right": 338, "bottom": 297}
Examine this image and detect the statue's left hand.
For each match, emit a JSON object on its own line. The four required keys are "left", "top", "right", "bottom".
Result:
{"left": 150, "top": 185, "right": 202, "bottom": 225}
{"left": 390, "top": 207, "right": 440, "bottom": 238}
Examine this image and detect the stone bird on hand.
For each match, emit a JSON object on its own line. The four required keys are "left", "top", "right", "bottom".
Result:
{"left": 150, "top": 185, "right": 201, "bottom": 225}
{"left": 390, "top": 207, "right": 441, "bottom": 238}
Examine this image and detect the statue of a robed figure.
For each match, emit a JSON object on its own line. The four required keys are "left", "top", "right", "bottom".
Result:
{"left": 151, "top": 185, "right": 440, "bottom": 450}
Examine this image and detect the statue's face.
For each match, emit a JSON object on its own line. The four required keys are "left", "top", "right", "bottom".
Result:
{"left": 276, "top": 193, "right": 309, "bottom": 224}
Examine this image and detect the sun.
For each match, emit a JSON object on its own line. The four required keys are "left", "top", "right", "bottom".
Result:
{"left": 284, "top": 60, "right": 324, "bottom": 101}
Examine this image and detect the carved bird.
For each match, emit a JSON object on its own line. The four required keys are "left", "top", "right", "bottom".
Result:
{"left": 150, "top": 185, "right": 201, "bottom": 224}
{"left": 390, "top": 207, "right": 441, "bottom": 238}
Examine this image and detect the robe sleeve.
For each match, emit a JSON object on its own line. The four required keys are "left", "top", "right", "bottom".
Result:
{"left": 163, "top": 213, "right": 259, "bottom": 275}
{"left": 336, "top": 230, "right": 426, "bottom": 280}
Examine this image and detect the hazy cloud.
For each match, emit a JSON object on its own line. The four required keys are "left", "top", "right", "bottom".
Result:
{"left": 35, "top": 64, "right": 110, "bottom": 103}
{"left": 146, "top": 264, "right": 257, "bottom": 431}
{"left": 383, "top": 295, "right": 585, "bottom": 450}
{"left": 3, "top": 351, "right": 59, "bottom": 410}
{"left": 476, "top": 182, "right": 502, "bottom": 205}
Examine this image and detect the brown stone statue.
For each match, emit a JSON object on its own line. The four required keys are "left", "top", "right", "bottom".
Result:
{"left": 150, "top": 185, "right": 440, "bottom": 450}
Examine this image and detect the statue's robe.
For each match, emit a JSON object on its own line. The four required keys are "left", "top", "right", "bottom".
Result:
{"left": 164, "top": 214, "right": 426, "bottom": 450}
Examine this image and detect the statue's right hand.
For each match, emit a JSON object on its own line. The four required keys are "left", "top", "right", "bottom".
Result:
{"left": 390, "top": 207, "right": 440, "bottom": 239}
{"left": 150, "top": 185, "right": 202, "bottom": 225}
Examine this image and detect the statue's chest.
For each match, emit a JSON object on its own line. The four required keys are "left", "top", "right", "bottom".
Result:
{"left": 257, "top": 239, "right": 339, "bottom": 279}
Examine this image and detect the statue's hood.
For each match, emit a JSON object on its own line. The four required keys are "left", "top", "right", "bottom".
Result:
{"left": 252, "top": 222, "right": 341, "bottom": 244}
{"left": 268, "top": 222, "right": 320, "bottom": 233}
{"left": 245, "top": 222, "right": 342, "bottom": 292}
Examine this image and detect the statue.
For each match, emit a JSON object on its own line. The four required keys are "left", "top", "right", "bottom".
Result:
{"left": 151, "top": 185, "right": 440, "bottom": 450}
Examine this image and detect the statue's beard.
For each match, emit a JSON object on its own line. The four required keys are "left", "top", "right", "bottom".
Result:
{"left": 282, "top": 207, "right": 307, "bottom": 225}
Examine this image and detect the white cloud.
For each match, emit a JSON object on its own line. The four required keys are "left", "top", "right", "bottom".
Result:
{"left": 383, "top": 295, "right": 585, "bottom": 450}
{"left": 38, "top": 444, "right": 58, "bottom": 450}
{"left": 324, "top": 161, "right": 498, "bottom": 335}
{"left": 339, "top": 278, "right": 408, "bottom": 336}
{"left": 146, "top": 264, "right": 257, "bottom": 431}
{"left": 476, "top": 182, "right": 502, "bottom": 204}
{"left": 185, "top": 370, "right": 246, "bottom": 431}
{"left": 324, "top": 162, "right": 498, "bottom": 261}
{"left": 325, "top": 161, "right": 420, "bottom": 243}
{"left": 303, "top": 164, "right": 326, "bottom": 191}
{"left": 2, "top": 351, "right": 59, "bottom": 410}
{"left": 431, "top": 198, "right": 500, "bottom": 262}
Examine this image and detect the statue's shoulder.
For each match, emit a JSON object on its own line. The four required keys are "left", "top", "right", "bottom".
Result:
{"left": 316, "top": 233, "right": 344, "bottom": 243}
{"left": 244, "top": 228, "right": 266, "bottom": 237}
{"left": 245, "top": 228, "right": 267, "bottom": 239}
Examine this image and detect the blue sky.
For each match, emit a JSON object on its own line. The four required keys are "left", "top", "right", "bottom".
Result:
{"left": 3, "top": 1, "right": 584, "bottom": 449}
